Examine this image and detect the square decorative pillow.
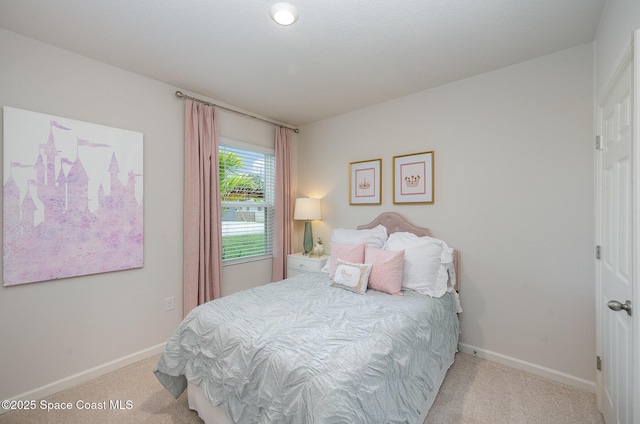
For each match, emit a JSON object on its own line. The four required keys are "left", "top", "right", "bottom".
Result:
{"left": 364, "top": 247, "right": 404, "bottom": 296}
{"left": 328, "top": 242, "right": 366, "bottom": 279}
{"left": 330, "top": 259, "right": 373, "bottom": 295}
{"left": 386, "top": 232, "right": 446, "bottom": 297}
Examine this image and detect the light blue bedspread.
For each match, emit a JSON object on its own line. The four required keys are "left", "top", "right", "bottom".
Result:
{"left": 154, "top": 272, "right": 459, "bottom": 423}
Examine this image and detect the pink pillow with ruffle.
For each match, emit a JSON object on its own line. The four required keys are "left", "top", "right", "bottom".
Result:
{"left": 329, "top": 242, "right": 365, "bottom": 279}
{"left": 365, "top": 247, "right": 405, "bottom": 296}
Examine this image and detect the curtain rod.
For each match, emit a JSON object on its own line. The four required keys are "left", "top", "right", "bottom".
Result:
{"left": 175, "top": 91, "right": 299, "bottom": 133}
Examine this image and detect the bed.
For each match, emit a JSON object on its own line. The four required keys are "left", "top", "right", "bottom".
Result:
{"left": 154, "top": 212, "right": 460, "bottom": 423}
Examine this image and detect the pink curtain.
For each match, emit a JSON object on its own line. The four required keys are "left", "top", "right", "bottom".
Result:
{"left": 271, "top": 127, "right": 293, "bottom": 281}
{"left": 183, "top": 100, "right": 223, "bottom": 317}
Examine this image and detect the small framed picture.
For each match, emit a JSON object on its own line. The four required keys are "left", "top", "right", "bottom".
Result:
{"left": 349, "top": 159, "right": 381, "bottom": 205}
{"left": 393, "top": 151, "right": 434, "bottom": 204}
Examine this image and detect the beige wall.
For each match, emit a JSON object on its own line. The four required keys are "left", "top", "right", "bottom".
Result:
{"left": 297, "top": 43, "right": 595, "bottom": 386}
{"left": 0, "top": 29, "right": 279, "bottom": 401}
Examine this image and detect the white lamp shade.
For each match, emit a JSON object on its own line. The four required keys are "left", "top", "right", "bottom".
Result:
{"left": 294, "top": 198, "right": 321, "bottom": 221}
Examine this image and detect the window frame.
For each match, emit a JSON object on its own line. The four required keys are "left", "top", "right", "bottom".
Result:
{"left": 219, "top": 137, "right": 275, "bottom": 266}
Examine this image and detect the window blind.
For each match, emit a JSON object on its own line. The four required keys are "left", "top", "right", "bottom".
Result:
{"left": 219, "top": 143, "right": 275, "bottom": 262}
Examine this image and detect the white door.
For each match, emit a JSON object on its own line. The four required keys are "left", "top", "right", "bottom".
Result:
{"left": 596, "top": 34, "right": 636, "bottom": 424}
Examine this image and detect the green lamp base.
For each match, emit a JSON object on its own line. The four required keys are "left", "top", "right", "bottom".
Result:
{"left": 303, "top": 221, "right": 313, "bottom": 255}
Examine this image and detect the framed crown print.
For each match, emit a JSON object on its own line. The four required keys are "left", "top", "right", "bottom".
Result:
{"left": 349, "top": 158, "right": 381, "bottom": 205}
{"left": 393, "top": 151, "right": 434, "bottom": 204}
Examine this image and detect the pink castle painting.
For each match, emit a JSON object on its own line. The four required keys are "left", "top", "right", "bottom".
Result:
{"left": 3, "top": 107, "right": 143, "bottom": 286}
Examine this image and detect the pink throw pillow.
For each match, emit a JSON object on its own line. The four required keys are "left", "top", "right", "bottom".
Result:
{"left": 329, "top": 242, "right": 365, "bottom": 279}
{"left": 365, "top": 247, "right": 405, "bottom": 296}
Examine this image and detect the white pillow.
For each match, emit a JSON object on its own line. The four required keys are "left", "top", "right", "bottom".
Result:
{"left": 330, "top": 224, "right": 388, "bottom": 249}
{"left": 386, "top": 232, "right": 453, "bottom": 298}
{"left": 322, "top": 224, "right": 389, "bottom": 274}
{"left": 330, "top": 260, "right": 373, "bottom": 295}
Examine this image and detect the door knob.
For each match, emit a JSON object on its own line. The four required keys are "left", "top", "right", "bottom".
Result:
{"left": 607, "top": 300, "right": 632, "bottom": 316}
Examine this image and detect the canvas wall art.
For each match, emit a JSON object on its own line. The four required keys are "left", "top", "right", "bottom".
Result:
{"left": 2, "top": 107, "right": 144, "bottom": 286}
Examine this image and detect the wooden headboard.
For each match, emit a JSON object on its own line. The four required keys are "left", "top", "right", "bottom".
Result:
{"left": 357, "top": 212, "right": 460, "bottom": 291}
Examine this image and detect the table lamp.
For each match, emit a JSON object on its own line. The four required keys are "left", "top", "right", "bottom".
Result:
{"left": 293, "top": 198, "right": 321, "bottom": 255}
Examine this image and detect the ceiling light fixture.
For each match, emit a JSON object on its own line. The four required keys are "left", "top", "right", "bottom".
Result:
{"left": 270, "top": 3, "right": 298, "bottom": 26}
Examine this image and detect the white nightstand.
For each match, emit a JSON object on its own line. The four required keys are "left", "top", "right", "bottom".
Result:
{"left": 287, "top": 253, "right": 329, "bottom": 278}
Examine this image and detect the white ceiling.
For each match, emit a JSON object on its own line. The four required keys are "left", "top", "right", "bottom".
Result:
{"left": 0, "top": 0, "right": 604, "bottom": 126}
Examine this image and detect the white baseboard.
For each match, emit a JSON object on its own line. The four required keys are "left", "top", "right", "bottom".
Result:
{"left": 458, "top": 343, "right": 596, "bottom": 393}
{"left": 1, "top": 343, "right": 166, "bottom": 414}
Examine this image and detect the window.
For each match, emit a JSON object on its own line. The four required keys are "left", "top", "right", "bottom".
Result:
{"left": 219, "top": 140, "right": 275, "bottom": 263}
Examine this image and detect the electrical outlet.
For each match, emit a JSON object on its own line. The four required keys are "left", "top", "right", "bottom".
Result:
{"left": 165, "top": 296, "right": 175, "bottom": 311}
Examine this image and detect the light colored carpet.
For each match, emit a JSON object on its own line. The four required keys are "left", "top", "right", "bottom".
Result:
{"left": 0, "top": 352, "right": 603, "bottom": 424}
{"left": 425, "top": 353, "right": 604, "bottom": 424}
